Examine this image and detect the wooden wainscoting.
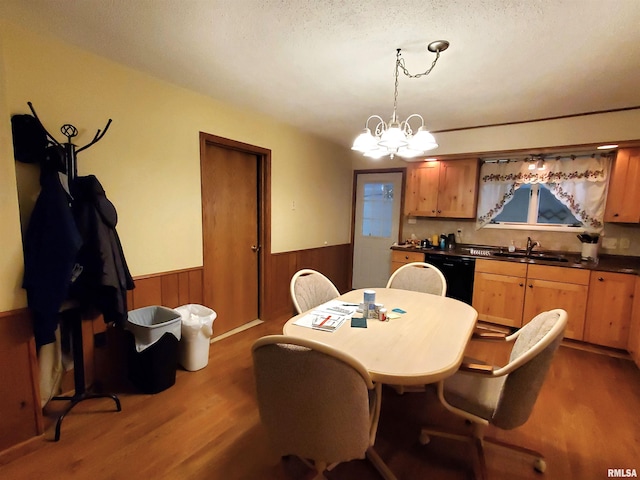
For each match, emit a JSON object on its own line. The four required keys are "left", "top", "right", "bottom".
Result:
{"left": 263, "top": 243, "right": 352, "bottom": 322}
{"left": 128, "top": 267, "right": 204, "bottom": 310}
{"left": 0, "top": 309, "right": 43, "bottom": 452}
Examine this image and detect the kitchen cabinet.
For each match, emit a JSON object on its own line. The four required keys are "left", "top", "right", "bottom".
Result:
{"left": 473, "top": 261, "right": 589, "bottom": 338}
{"left": 404, "top": 158, "right": 479, "bottom": 218}
{"left": 584, "top": 271, "right": 634, "bottom": 349}
{"left": 604, "top": 148, "right": 640, "bottom": 223}
{"left": 390, "top": 249, "right": 424, "bottom": 275}
{"left": 522, "top": 264, "right": 589, "bottom": 341}
{"left": 472, "top": 259, "right": 527, "bottom": 328}
{"left": 628, "top": 276, "right": 640, "bottom": 368}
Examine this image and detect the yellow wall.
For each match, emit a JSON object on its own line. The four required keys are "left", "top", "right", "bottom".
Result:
{"left": 0, "top": 26, "right": 27, "bottom": 310}
{"left": 0, "top": 22, "right": 353, "bottom": 311}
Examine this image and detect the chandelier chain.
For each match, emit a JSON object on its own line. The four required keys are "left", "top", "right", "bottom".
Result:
{"left": 392, "top": 50, "right": 401, "bottom": 120}
{"left": 397, "top": 49, "right": 442, "bottom": 79}
{"left": 393, "top": 48, "right": 442, "bottom": 119}
{"left": 352, "top": 40, "right": 448, "bottom": 159}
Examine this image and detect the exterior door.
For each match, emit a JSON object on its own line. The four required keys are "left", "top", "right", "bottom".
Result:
{"left": 201, "top": 137, "right": 263, "bottom": 335}
{"left": 352, "top": 172, "right": 403, "bottom": 289}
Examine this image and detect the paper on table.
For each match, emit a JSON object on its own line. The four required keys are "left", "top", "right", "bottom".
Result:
{"left": 293, "top": 300, "right": 358, "bottom": 331}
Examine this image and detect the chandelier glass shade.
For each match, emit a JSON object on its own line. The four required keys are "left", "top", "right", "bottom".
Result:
{"left": 352, "top": 41, "right": 448, "bottom": 160}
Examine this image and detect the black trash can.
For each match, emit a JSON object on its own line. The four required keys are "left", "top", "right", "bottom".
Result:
{"left": 126, "top": 306, "right": 181, "bottom": 394}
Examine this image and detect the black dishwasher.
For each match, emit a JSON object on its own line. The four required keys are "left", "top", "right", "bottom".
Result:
{"left": 423, "top": 253, "right": 475, "bottom": 305}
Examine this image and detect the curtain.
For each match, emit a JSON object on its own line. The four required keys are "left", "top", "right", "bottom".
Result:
{"left": 476, "top": 156, "right": 611, "bottom": 231}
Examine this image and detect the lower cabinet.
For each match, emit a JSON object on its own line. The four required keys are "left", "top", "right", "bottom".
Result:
{"left": 472, "top": 260, "right": 527, "bottom": 328}
{"left": 584, "top": 271, "right": 635, "bottom": 349}
{"left": 628, "top": 277, "right": 640, "bottom": 367}
{"left": 390, "top": 250, "right": 425, "bottom": 275}
{"left": 454, "top": 257, "right": 637, "bottom": 351}
{"left": 522, "top": 264, "right": 589, "bottom": 341}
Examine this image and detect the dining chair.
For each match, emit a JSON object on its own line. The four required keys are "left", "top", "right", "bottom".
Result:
{"left": 419, "top": 309, "right": 568, "bottom": 479}
{"left": 386, "top": 262, "right": 447, "bottom": 296}
{"left": 290, "top": 268, "right": 340, "bottom": 314}
{"left": 252, "top": 335, "right": 396, "bottom": 480}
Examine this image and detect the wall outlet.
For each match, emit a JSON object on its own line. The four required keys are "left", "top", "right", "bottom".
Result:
{"left": 602, "top": 237, "right": 618, "bottom": 249}
{"left": 408, "top": 217, "right": 417, "bottom": 224}
{"left": 620, "top": 238, "right": 630, "bottom": 249}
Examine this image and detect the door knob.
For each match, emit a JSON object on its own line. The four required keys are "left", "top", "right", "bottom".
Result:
{"left": 251, "top": 245, "right": 261, "bottom": 252}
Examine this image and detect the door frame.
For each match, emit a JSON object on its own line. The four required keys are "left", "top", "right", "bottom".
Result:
{"left": 350, "top": 167, "right": 407, "bottom": 288}
{"left": 199, "top": 132, "right": 271, "bottom": 321}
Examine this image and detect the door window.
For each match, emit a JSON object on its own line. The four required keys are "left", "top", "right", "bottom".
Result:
{"left": 362, "top": 183, "right": 394, "bottom": 237}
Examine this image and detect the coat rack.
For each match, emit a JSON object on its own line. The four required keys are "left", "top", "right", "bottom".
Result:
{"left": 26, "top": 102, "right": 121, "bottom": 441}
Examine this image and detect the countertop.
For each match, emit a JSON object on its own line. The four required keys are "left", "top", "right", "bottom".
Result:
{"left": 391, "top": 243, "right": 640, "bottom": 275}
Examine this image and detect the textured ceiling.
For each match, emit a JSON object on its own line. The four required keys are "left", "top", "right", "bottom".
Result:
{"left": 2, "top": 0, "right": 640, "bottom": 149}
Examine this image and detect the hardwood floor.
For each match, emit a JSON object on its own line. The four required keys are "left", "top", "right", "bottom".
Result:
{"left": 1, "top": 317, "right": 639, "bottom": 480}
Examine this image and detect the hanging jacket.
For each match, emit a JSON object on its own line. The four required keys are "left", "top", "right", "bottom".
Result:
{"left": 68, "top": 175, "right": 134, "bottom": 327}
{"left": 23, "top": 167, "right": 82, "bottom": 347}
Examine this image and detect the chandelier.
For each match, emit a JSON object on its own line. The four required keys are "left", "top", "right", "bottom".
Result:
{"left": 352, "top": 40, "right": 449, "bottom": 160}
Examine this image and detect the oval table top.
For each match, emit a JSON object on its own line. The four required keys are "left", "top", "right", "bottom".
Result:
{"left": 283, "top": 288, "right": 478, "bottom": 386}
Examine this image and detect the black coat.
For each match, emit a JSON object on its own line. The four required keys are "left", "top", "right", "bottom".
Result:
{"left": 22, "top": 169, "right": 82, "bottom": 347}
{"left": 69, "top": 175, "right": 135, "bottom": 327}
{"left": 23, "top": 172, "right": 134, "bottom": 347}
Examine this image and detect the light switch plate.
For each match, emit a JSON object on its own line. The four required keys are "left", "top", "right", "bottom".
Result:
{"left": 602, "top": 237, "right": 617, "bottom": 249}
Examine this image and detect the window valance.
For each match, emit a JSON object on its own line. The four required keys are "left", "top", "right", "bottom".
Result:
{"left": 476, "top": 156, "right": 611, "bottom": 231}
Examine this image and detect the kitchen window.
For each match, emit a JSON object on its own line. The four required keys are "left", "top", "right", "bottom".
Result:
{"left": 476, "top": 154, "right": 612, "bottom": 232}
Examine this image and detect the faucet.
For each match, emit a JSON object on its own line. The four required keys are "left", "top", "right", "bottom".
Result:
{"left": 526, "top": 237, "right": 541, "bottom": 256}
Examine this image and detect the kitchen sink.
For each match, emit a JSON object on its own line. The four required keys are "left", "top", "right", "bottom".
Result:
{"left": 491, "top": 251, "right": 569, "bottom": 263}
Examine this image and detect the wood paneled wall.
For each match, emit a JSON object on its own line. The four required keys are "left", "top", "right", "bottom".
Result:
{"left": 263, "top": 243, "right": 352, "bottom": 321}
{"left": 0, "top": 309, "right": 43, "bottom": 452}
{"left": 128, "top": 267, "right": 204, "bottom": 310}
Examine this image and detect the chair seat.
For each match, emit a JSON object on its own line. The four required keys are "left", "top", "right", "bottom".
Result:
{"left": 443, "top": 372, "right": 506, "bottom": 421}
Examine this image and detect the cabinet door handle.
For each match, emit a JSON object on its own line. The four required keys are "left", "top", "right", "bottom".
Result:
{"left": 437, "top": 210, "right": 441, "bottom": 213}
{"left": 613, "top": 213, "right": 619, "bottom": 217}
{"left": 598, "top": 277, "right": 604, "bottom": 282}
{"left": 405, "top": 256, "right": 409, "bottom": 260}
{"left": 528, "top": 284, "right": 533, "bottom": 288}
{"left": 519, "top": 283, "right": 524, "bottom": 287}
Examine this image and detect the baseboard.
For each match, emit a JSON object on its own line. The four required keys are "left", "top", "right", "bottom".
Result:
{"left": 210, "top": 319, "right": 264, "bottom": 343}
{"left": 560, "top": 339, "right": 631, "bottom": 360}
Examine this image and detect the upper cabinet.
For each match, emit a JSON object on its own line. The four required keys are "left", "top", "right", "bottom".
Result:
{"left": 404, "top": 158, "right": 479, "bottom": 218}
{"left": 604, "top": 147, "right": 640, "bottom": 223}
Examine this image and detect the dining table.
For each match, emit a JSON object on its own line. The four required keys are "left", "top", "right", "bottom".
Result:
{"left": 283, "top": 287, "right": 478, "bottom": 386}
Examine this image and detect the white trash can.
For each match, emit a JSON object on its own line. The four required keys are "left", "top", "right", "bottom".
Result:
{"left": 175, "top": 304, "right": 217, "bottom": 371}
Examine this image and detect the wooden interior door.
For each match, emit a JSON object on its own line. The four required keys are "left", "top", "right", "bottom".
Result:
{"left": 201, "top": 138, "right": 262, "bottom": 335}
